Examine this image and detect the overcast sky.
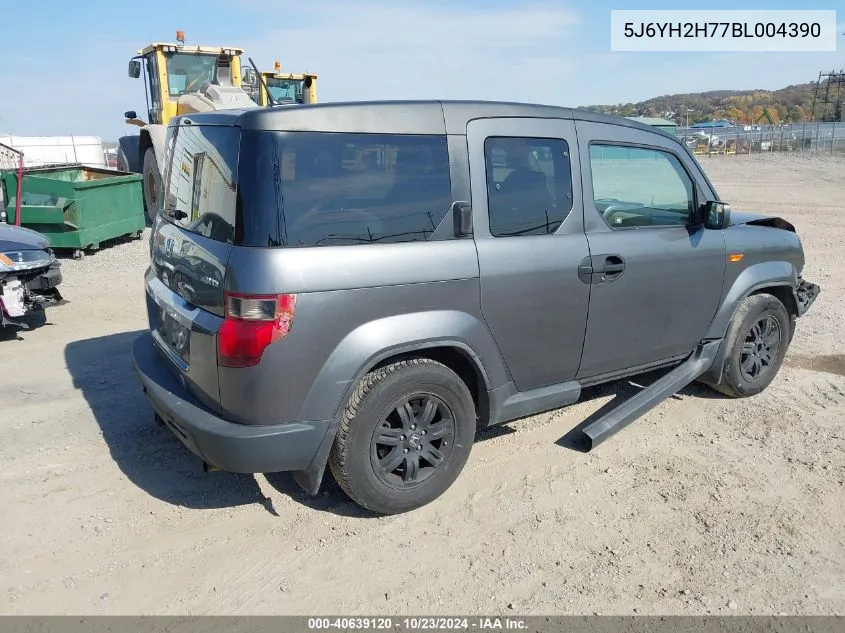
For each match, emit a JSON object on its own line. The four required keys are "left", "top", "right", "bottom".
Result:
{"left": 1, "top": 0, "right": 842, "bottom": 140}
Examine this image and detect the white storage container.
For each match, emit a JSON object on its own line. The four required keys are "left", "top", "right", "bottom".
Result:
{"left": 0, "top": 135, "right": 107, "bottom": 169}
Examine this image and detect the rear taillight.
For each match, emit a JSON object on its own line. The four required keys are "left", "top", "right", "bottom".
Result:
{"left": 217, "top": 292, "right": 296, "bottom": 368}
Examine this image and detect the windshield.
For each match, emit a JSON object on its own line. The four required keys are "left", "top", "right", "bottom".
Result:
{"left": 265, "top": 77, "right": 304, "bottom": 103}
{"left": 165, "top": 52, "right": 218, "bottom": 96}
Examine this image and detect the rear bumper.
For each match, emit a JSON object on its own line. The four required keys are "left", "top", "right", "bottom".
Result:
{"left": 132, "top": 332, "right": 334, "bottom": 474}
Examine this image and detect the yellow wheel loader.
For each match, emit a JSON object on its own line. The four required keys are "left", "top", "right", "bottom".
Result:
{"left": 118, "top": 31, "right": 259, "bottom": 221}
{"left": 243, "top": 61, "right": 318, "bottom": 106}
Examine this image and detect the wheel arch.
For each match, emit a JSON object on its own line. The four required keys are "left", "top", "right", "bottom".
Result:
{"left": 292, "top": 327, "right": 503, "bottom": 498}
{"left": 297, "top": 310, "right": 510, "bottom": 427}
{"left": 705, "top": 260, "right": 799, "bottom": 340}
{"left": 701, "top": 264, "right": 800, "bottom": 385}
{"left": 747, "top": 285, "right": 799, "bottom": 319}
{"left": 368, "top": 343, "right": 491, "bottom": 426}
{"left": 334, "top": 339, "right": 494, "bottom": 425}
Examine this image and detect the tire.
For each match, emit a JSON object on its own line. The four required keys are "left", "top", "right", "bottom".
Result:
{"left": 328, "top": 358, "right": 477, "bottom": 515}
{"left": 709, "top": 293, "right": 791, "bottom": 398}
{"left": 117, "top": 147, "right": 130, "bottom": 173}
{"left": 142, "top": 147, "right": 161, "bottom": 224}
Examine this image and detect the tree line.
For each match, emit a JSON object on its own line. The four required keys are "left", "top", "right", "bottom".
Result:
{"left": 580, "top": 80, "right": 842, "bottom": 125}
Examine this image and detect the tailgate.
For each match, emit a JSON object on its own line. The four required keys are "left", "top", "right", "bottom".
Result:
{"left": 147, "top": 217, "right": 232, "bottom": 413}
{"left": 144, "top": 121, "right": 242, "bottom": 412}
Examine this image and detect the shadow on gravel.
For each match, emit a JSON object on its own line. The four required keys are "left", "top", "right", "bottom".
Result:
{"left": 262, "top": 471, "right": 377, "bottom": 518}
{"left": 0, "top": 310, "right": 50, "bottom": 340}
{"left": 64, "top": 330, "right": 275, "bottom": 513}
{"left": 257, "top": 412, "right": 520, "bottom": 518}
{"left": 64, "top": 329, "right": 734, "bottom": 517}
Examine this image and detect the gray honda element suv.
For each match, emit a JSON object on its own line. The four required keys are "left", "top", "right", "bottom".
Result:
{"left": 132, "top": 100, "right": 819, "bottom": 514}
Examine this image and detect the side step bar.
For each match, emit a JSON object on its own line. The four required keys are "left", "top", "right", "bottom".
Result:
{"left": 582, "top": 340, "right": 721, "bottom": 450}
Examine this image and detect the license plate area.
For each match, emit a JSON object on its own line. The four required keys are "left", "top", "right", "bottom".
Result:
{"left": 154, "top": 303, "right": 191, "bottom": 370}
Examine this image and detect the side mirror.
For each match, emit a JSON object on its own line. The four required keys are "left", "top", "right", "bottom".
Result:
{"left": 124, "top": 110, "right": 137, "bottom": 120}
{"left": 452, "top": 201, "right": 472, "bottom": 237}
{"left": 128, "top": 60, "right": 141, "bottom": 79}
{"left": 701, "top": 201, "right": 731, "bottom": 230}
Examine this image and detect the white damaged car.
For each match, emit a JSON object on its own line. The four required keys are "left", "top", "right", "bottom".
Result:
{"left": 0, "top": 223, "right": 63, "bottom": 330}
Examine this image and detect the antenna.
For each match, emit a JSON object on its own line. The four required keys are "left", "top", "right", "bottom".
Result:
{"left": 248, "top": 57, "right": 279, "bottom": 107}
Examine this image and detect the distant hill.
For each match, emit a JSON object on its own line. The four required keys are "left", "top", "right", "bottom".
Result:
{"left": 579, "top": 80, "right": 843, "bottom": 126}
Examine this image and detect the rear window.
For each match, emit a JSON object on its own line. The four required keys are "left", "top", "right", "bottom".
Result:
{"left": 162, "top": 124, "right": 242, "bottom": 244}
{"left": 241, "top": 131, "right": 453, "bottom": 247}
{"left": 162, "top": 127, "right": 453, "bottom": 248}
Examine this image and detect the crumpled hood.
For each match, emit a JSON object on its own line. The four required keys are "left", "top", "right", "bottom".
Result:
{"left": 0, "top": 223, "right": 50, "bottom": 252}
{"left": 729, "top": 209, "right": 795, "bottom": 233}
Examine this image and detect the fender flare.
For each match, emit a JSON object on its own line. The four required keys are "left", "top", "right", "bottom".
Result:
{"left": 705, "top": 260, "right": 799, "bottom": 340}
{"left": 297, "top": 310, "right": 510, "bottom": 424}
{"left": 700, "top": 260, "right": 799, "bottom": 384}
{"left": 291, "top": 310, "right": 509, "bottom": 496}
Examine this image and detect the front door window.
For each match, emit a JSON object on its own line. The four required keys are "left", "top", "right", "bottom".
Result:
{"left": 589, "top": 144, "right": 696, "bottom": 229}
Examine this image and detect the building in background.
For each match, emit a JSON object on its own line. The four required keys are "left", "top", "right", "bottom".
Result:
{"left": 690, "top": 119, "right": 734, "bottom": 129}
{"left": 625, "top": 116, "right": 678, "bottom": 135}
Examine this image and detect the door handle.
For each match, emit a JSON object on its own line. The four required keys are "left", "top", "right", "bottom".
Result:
{"left": 588, "top": 254, "right": 625, "bottom": 283}
{"left": 598, "top": 255, "right": 625, "bottom": 278}
{"left": 577, "top": 255, "right": 626, "bottom": 284}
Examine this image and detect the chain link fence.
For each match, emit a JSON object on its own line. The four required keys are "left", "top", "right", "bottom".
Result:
{"left": 674, "top": 121, "right": 845, "bottom": 156}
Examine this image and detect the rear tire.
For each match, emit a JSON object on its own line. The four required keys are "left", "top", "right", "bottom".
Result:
{"left": 709, "top": 293, "right": 791, "bottom": 398}
{"left": 328, "top": 359, "right": 477, "bottom": 515}
{"left": 142, "top": 147, "right": 161, "bottom": 224}
{"left": 117, "top": 147, "right": 130, "bottom": 173}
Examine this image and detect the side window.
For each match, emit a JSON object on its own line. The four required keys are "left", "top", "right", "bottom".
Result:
{"left": 251, "top": 132, "right": 453, "bottom": 247}
{"left": 589, "top": 144, "right": 695, "bottom": 229}
{"left": 145, "top": 54, "right": 162, "bottom": 123}
{"left": 484, "top": 136, "right": 572, "bottom": 238}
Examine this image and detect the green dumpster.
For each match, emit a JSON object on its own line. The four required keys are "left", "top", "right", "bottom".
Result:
{"left": 1, "top": 164, "right": 145, "bottom": 257}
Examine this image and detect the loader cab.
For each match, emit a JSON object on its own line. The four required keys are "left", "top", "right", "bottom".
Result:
{"left": 246, "top": 61, "right": 317, "bottom": 107}
{"left": 127, "top": 33, "right": 246, "bottom": 127}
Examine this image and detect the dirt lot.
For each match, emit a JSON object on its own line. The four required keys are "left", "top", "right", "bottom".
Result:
{"left": 1, "top": 152, "right": 843, "bottom": 616}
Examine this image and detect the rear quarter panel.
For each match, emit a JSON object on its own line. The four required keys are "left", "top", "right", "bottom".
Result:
{"left": 219, "top": 240, "right": 509, "bottom": 425}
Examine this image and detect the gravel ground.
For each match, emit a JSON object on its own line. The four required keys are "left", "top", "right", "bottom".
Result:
{"left": 1, "top": 151, "right": 843, "bottom": 615}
